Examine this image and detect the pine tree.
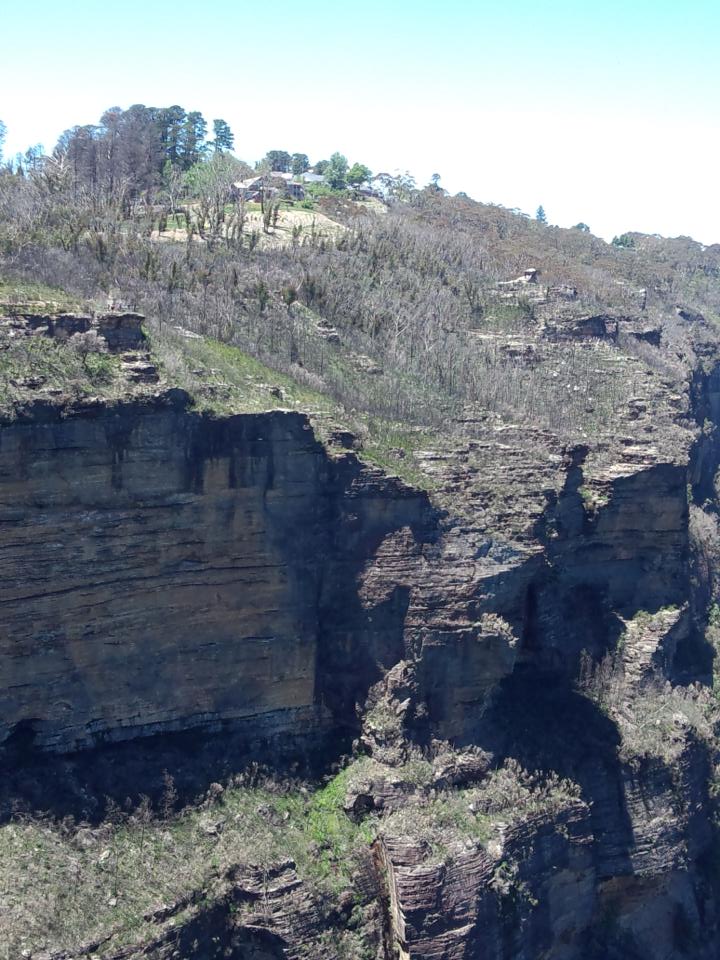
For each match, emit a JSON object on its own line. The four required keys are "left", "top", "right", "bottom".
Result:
{"left": 180, "top": 112, "right": 208, "bottom": 168}
{"left": 156, "top": 106, "right": 186, "bottom": 167}
{"left": 212, "top": 119, "right": 234, "bottom": 154}
{"left": 535, "top": 205, "right": 547, "bottom": 224}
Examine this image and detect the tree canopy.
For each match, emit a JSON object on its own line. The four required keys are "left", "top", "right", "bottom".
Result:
{"left": 212, "top": 119, "right": 234, "bottom": 153}
{"left": 291, "top": 153, "right": 310, "bottom": 176}
{"left": 264, "top": 150, "right": 292, "bottom": 173}
{"left": 325, "top": 152, "right": 349, "bottom": 189}
{"left": 347, "top": 162, "right": 372, "bottom": 186}
{"left": 53, "top": 103, "right": 216, "bottom": 196}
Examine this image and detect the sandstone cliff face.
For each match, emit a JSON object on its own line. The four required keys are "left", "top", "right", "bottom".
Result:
{"left": 381, "top": 803, "right": 596, "bottom": 960}
{"left": 0, "top": 394, "right": 437, "bottom": 755}
{"left": 356, "top": 358, "right": 720, "bottom": 960}
{"left": 3, "top": 319, "right": 720, "bottom": 959}
{"left": 0, "top": 313, "right": 700, "bottom": 760}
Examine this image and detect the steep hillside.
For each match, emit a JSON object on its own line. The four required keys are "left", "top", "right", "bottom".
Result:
{"left": 2, "top": 184, "right": 720, "bottom": 959}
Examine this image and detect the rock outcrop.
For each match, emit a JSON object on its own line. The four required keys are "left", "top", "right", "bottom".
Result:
{"left": 0, "top": 310, "right": 146, "bottom": 352}
{"left": 381, "top": 803, "right": 595, "bottom": 960}
{"left": 2, "top": 311, "right": 720, "bottom": 960}
{"left": 0, "top": 394, "right": 439, "bottom": 755}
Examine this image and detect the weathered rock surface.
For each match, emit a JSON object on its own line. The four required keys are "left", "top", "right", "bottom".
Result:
{"left": 381, "top": 803, "right": 595, "bottom": 960}
{"left": 2, "top": 312, "right": 720, "bottom": 958}
{"left": 39, "top": 859, "right": 334, "bottom": 960}
{"left": 0, "top": 311, "right": 146, "bottom": 353}
{"left": 0, "top": 396, "right": 438, "bottom": 754}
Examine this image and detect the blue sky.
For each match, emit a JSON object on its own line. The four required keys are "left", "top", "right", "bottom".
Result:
{"left": 2, "top": 0, "right": 719, "bottom": 243}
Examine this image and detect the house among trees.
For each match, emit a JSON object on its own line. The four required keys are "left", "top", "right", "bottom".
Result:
{"left": 232, "top": 176, "right": 264, "bottom": 201}
{"left": 232, "top": 172, "right": 310, "bottom": 201}
{"left": 284, "top": 179, "right": 305, "bottom": 200}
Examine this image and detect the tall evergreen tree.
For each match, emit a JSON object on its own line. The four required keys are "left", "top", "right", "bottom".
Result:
{"left": 156, "top": 106, "right": 186, "bottom": 167}
{"left": 180, "top": 112, "right": 207, "bottom": 168}
{"left": 212, "top": 119, "right": 234, "bottom": 153}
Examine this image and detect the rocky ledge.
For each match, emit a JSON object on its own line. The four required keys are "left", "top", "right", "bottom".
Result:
{"left": 2, "top": 306, "right": 720, "bottom": 959}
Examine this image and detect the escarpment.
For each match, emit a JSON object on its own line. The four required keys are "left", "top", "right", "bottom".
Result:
{"left": 2, "top": 378, "right": 693, "bottom": 761}
{"left": 0, "top": 392, "right": 438, "bottom": 756}
{"left": 3, "top": 297, "right": 720, "bottom": 960}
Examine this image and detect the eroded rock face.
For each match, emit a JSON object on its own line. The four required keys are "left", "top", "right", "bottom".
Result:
{"left": 0, "top": 397, "right": 434, "bottom": 754}
{"left": 2, "top": 355, "right": 720, "bottom": 958}
{"left": 529, "top": 456, "right": 692, "bottom": 672}
{"left": 40, "top": 860, "right": 335, "bottom": 960}
{"left": 1, "top": 391, "right": 546, "bottom": 759}
{"left": 381, "top": 804, "right": 596, "bottom": 960}
{"left": 5, "top": 311, "right": 147, "bottom": 353}
{"left": 352, "top": 359, "right": 720, "bottom": 960}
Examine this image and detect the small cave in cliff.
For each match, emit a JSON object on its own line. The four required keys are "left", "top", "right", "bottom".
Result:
{"left": 2, "top": 718, "right": 41, "bottom": 760}
{"left": 671, "top": 627, "right": 715, "bottom": 684}
{"left": 521, "top": 579, "right": 623, "bottom": 668}
{"left": 478, "top": 666, "right": 622, "bottom": 772}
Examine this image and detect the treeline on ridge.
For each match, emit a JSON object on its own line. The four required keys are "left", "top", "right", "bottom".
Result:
{"left": 1, "top": 104, "right": 720, "bottom": 441}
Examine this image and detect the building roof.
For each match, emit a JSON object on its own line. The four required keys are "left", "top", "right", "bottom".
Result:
{"left": 234, "top": 176, "right": 263, "bottom": 189}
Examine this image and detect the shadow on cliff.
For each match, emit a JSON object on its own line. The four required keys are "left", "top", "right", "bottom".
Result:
{"left": 0, "top": 719, "right": 345, "bottom": 824}
{"left": 475, "top": 666, "right": 638, "bottom": 878}
{"left": 534, "top": 441, "right": 715, "bottom": 684}
{"left": 314, "top": 449, "right": 438, "bottom": 740}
